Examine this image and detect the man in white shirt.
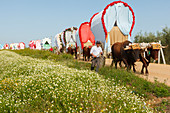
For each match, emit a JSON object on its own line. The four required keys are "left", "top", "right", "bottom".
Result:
{"left": 90, "top": 41, "right": 103, "bottom": 72}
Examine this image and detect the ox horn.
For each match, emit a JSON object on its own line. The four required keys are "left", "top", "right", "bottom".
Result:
{"left": 124, "top": 46, "right": 131, "bottom": 50}
{"left": 161, "top": 45, "right": 168, "bottom": 48}
{"left": 129, "top": 43, "right": 132, "bottom": 47}
{"left": 141, "top": 47, "right": 146, "bottom": 49}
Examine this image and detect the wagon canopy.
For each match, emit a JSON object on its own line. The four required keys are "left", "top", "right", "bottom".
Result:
{"left": 90, "top": 1, "right": 135, "bottom": 53}
{"left": 10, "top": 43, "right": 15, "bottom": 50}
{"left": 10, "top": 43, "right": 19, "bottom": 50}
{"left": 29, "top": 40, "right": 36, "bottom": 49}
{"left": 42, "top": 38, "right": 52, "bottom": 50}
{"left": 35, "top": 40, "right": 41, "bottom": 50}
{"left": 4, "top": 44, "right": 9, "bottom": 49}
{"left": 63, "top": 27, "right": 78, "bottom": 48}
{"left": 54, "top": 33, "right": 63, "bottom": 50}
{"left": 0, "top": 44, "right": 3, "bottom": 50}
{"left": 19, "top": 42, "right": 25, "bottom": 50}
{"left": 76, "top": 22, "right": 95, "bottom": 50}
{"left": 60, "top": 32, "right": 65, "bottom": 47}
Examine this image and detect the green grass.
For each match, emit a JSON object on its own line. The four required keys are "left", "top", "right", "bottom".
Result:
{"left": 99, "top": 67, "right": 170, "bottom": 98}
{"left": 0, "top": 51, "right": 152, "bottom": 112}
{"left": 10, "top": 49, "right": 170, "bottom": 98}
{"left": 10, "top": 48, "right": 73, "bottom": 61}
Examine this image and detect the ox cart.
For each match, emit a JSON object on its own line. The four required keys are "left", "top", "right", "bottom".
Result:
{"left": 90, "top": 1, "right": 135, "bottom": 57}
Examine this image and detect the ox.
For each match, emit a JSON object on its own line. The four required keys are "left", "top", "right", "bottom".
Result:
{"left": 83, "top": 46, "right": 91, "bottom": 61}
{"left": 60, "top": 47, "right": 66, "bottom": 53}
{"left": 139, "top": 43, "right": 163, "bottom": 74}
{"left": 67, "top": 46, "right": 78, "bottom": 59}
{"left": 111, "top": 41, "right": 141, "bottom": 72}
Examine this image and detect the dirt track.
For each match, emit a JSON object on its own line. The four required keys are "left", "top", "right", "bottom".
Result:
{"left": 105, "top": 59, "right": 170, "bottom": 86}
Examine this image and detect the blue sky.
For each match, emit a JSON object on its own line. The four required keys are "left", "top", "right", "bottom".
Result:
{"left": 0, "top": 0, "right": 170, "bottom": 46}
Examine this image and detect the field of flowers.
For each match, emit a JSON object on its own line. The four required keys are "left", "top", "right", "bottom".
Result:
{"left": 0, "top": 51, "right": 153, "bottom": 112}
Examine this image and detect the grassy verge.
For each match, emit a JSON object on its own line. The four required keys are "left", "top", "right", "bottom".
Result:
{"left": 1, "top": 51, "right": 152, "bottom": 112}
{"left": 11, "top": 49, "right": 170, "bottom": 98}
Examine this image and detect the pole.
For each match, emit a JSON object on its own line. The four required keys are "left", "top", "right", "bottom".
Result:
{"left": 161, "top": 48, "right": 166, "bottom": 64}
{"left": 158, "top": 41, "right": 161, "bottom": 64}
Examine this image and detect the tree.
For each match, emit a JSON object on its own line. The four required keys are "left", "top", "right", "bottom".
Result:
{"left": 134, "top": 27, "right": 170, "bottom": 64}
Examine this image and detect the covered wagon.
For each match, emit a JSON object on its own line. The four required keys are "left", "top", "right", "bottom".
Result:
{"left": 90, "top": 1, "right": 135, "bottom": 56}
{"left": 54, "top": 32, "right": 63, "bottom": 51}
{"left": 29, "top": 40, "right": 36, "bottom": 49}
{"left": 63, "top": 27, "right": 78, "bottom": 49}
{"left": 76, "top": 22, "right": 96, "bottom": 60}
{"left": 4, "top": 43, "right": 10, "bottom": 49}
{"left": 19, "top": 42, "right": 25, "bottom": 49}
{"left": 10, "top": 43, "right": 15, "bottom": 50}
{"left": 10, "top": 43, "right": 19, "bottom": 50}
{"left": 42, "top": 38, "right": 52, "bottom": 50}
{"left": 35, "top": 40, "right": 41, "bottom": 50}
{"left": 76, "top": 22, "right": 95, "bottom": 50}
{"left": 0, "top": 44, "right": 3, "bottom": 50}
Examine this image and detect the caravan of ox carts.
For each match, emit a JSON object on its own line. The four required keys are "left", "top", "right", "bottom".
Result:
{"left": 1, "top": 1, "right": 166, "bottom": 75}
{"left": 53, "top": 1, "right": 166, "bottom": 75}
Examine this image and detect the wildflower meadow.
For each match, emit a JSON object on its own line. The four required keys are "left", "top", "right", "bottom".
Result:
{"left": 0, "top": 51, "right": 153, "bottom": 112}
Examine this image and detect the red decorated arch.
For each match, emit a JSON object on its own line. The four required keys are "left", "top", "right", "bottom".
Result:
{"left": 79, "top": 22, "right": 95, "bottom": 49}
{"left": 101, "top": 1, "right": 135, "bottom": 37}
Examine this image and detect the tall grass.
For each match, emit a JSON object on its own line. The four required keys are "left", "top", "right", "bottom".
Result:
{"left": 0, "top": 51, "right": 153, "bottom": 112}
{"left": 11, "top": 49, "right": 170, "bottom": 98}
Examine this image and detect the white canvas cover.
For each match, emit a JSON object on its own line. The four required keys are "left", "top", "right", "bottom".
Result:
{"left": 29, "top": 40, "right": 36, "bottom": 49}
{"left": 76, "top": 28, "right": 82, "bottom": 50}
{"left": 35, "top": 40, "right": 41, "bottom": 50}
{"left": 10, "top": 43, "right": 14, "bottom": 50}
{"left": 72, "top": 30, "right": 77, "bottom": 42}
{"left": 116, "top": 4, "right": 133, "bottom": 35}
{"left": 42, "top": 38, "right": 52, "bottom": 45}
{"left": 90, "top": 1, "right": 135, "bottom": 54}
{"left": 10, "top": 43, "right": 19, "bottom": 50}
{"left": 19, "top": 42, "right": 25, "bottom": 49}
{"left": 4, "top": 44, "right": 9, "bottom": 49}
{"left": 103, "top": 5, "right": 117, "bottom": 34}
{"left": 67, "top": 30, "right": 77, "bottom": 48}
{"left": 64, "top": 27, "right": 77, "bottom": 48}
{"left": 61, "top": 33, "right": 65, "bottom": 47}
{"left": 65, "top": 31, "right": 72, "bottom": 48}
{"left": 91, "top": 11, "right": 106, "bottom": 44}
{"left": 15, "top": 43, "right": 19, "bottom": 50}
{"left": 65, "top": 31, "right": 72, "bottom": 43}
{"left": 0, "top": 44, "right": 3, "bottom": 50}
{"left": 54, "top": 33, "right": 62, "bottom": 50}
{"left": 42, "top": 38, "right": 52, "bottom": 50}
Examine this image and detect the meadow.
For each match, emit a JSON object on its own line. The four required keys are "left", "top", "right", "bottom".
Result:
{"left": 0, "top": 50, "right": 153, "bottom": 112}
{"left": 12, "top": 49, "right": 170, "bottom": 98}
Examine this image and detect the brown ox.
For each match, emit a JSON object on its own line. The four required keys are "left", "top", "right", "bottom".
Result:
{"left": 111, "top": 41, "right": 140, "bottom": 72}
{"left": 67, "top": 47, "right": 78, "bottom": 59}
{"left": 60, "top": 47, "right": 66, "bottom": 53}
{"left": 83, "top": 46, "right": 91, "bottom": 61}
{"left": 140, "top": 46, "right": 160, "bottom": 74}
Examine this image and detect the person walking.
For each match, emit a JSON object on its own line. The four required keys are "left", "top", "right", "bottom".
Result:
{"left": 90, "top": 41, "right": 103, "bottom": 72}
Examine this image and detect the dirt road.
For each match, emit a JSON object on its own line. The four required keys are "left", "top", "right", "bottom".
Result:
{"left": 105, "top": 59, "right": 170, "bottom": 86}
